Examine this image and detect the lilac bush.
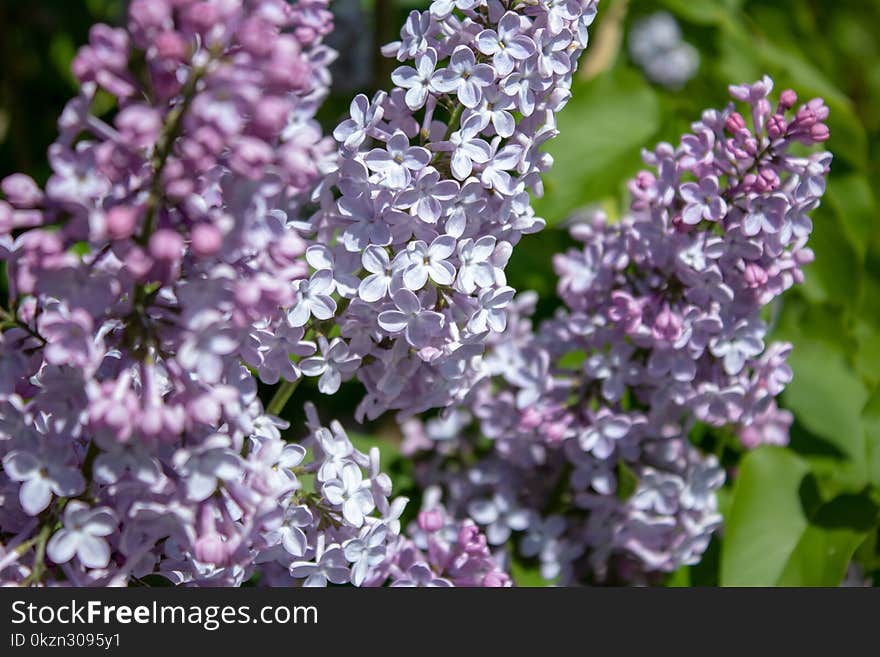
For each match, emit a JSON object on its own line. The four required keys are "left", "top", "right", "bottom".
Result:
{"left": 0, "top": 0, "right": 832, "bottom": 588}
{"left": 401, "top": 78, "right": 831, "bottom": 584}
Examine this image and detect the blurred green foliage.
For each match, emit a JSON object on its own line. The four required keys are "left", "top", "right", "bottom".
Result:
{"left": 4, "top": 0, "right": 880, "bottom": 586}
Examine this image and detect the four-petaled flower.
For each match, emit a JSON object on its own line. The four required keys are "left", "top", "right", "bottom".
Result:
{"left": 323, "top": 463, "right": 376, "bottom": 527}
{"left": 343, "top": 524, "right": 389, "bottom": 586}
{"left": 392, "top": 48, "right": 439, "bottom": 110}
{"left": 431, "top": 45, "right": 496, "bottom": 108}
{"left": 467, "top": 285, "right": 515, "bottom": 334}
{"left": 289, "top": 269, "right": 337, "bottom": 327}
{"left": 401, "top": 235, "right": 457, "bottom": 290}
{"left": 300, "top": 336, "right": 362, "bottom": 394}
{"left": 46, "top": 502, "right": 117, "bottom": 569}
{"left": 378, "top": 288, "right": 445, "bottom": 348}
{"left": 3, "top": 449, "right": 86, "bottom": 516}
{"left": 455, "top": 236, "right": 497, "bottom": 294}
{"left": 679, "top": 175, "right": 727, "bottom": 224}
{"left": 364, "top": 131, "right": 431, "bottom": 189}
{"left": 476, "top": 12, "right": 535, "bottom": 76}
{"left": 290, "top": 542, "right": 350, "bottom": 587}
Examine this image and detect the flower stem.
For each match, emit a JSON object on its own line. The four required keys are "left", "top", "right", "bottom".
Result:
{"left": 139, "top": 58, "right": 212, "bottom": 245}
{"left": 22, "top": 523, "right": 53, "bottom": 586}
{"left": 267, "top": 378, "right": 302, "bottom": 417}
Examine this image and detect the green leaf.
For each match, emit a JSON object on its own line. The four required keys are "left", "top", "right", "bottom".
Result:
{"left": 782, "top": 339, "right": 868, "bottom": 488}
{"left": 776, "top": 494, "right": 878, "bottom": 586}
{"left": 720, "top": 447, "right": 811, "bottom": 586}
{"left": 721, "top": 447, "right": 878, "bottom": 586}
{"left": 616, "top": 459, "right": 638, "bottom": 501}
{"left": 665, "top": 565, "right": 690, "bottom": 587}
{"left": 657, "top": 0, "right": 741, "bottom": 27}
{"left": 348, "top": 430, "right": 398, "bottom": 466}
{"left": 557, "top": 349, "right": 587, "bottom": 370}
{"left": 509, "top": 557, "right": 548, "bottom": 587}
{"left": 826, "top": 175, "right": 876, "bottom": 263}
{"left": 533, "top": 68, "right": 660, "bottom": 223}
{"left": 69, "top": 241, "right": 91, "bottom": 257}
{"left": 862, "top": 386, "right": 880, "bottom": 489}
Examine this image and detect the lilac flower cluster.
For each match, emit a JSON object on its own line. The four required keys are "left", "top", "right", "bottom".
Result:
{"left": 401, "top": 78, "right": 831, "bottom": 583}
{"left": 308, "top": 0, "right": 599, "bottom": 419}
{"left": 368, "top": 487, "right": 511, "bottom": 586}
{"left": 0, "top": 0, "right": 371, "bottom": 586}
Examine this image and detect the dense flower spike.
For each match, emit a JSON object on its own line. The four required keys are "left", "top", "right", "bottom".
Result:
{"left": 368, "top": 487, "right": 511, "bottom": 587}
{"left": 310, "top": 0, "right": 600, "bottom": 419}
{"left": 0, "top": 0, "right": 357, "bottom": 586}
{"left": 401, "top": 78, "right": 831, "bottom": 583}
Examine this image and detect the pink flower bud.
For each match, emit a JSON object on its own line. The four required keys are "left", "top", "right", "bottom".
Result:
{"left": 229, "top": 137, "right": 274, "bottom": 179}
{"left": 652, "top": 305, "right": 682, "bottom": 342}
{"left": 116, "top": 104, "right": 162, "bottom": 148}
{"left": 153, "top": 31, "right": 188, "bottom": 61}
{"left": 810, "top": 123, "right": 830, "bottom": 142}
{"left": 418, "top": 509, "right": 444, "bottom": 533}
{"left": 149, "top": 228, "right": 184, "bottom": 261}
{"left": 544, "top": 421, "right": 568, "bottom": 444}
{"left": 795, "top": 105, "right": 817, "bottom": 128}
{"left": 743, "top": 263, "right": 768, "bottom": 288}
{"left": 195, "top": 532, "right": 234, "bottom": 566}
{"left": 183, "top": 1, "right": 219, "bottom": 33}
{"left": 725, "top": 111, "right": 746, "bottom": 134}
{"left": 758, "top": 167, "right": 780, "bottom": 191}
{"left": 238, "top": 17, "right": 278, "bottom": 57}
{"left": 766, "top": 114, "right": 787, "bottom": 139}
{"left": 191, "top": 223, "right": 222, "bottom": 257}
{"left": 253, "top": 97, "right": 293, "bottom": 137}
{"left": 519, "top": 407, "right": 543, "bottom": 430}
{"left": 482, "top": 572, "right": 510, "bottom": 587}
{"left": 123, "top": 246, "right": 153, "bottom": 279}
{"left": 1, "top": 174, "right": 43, "bottom": 207}
{"left": 128, "top": 0, "right": 172, "bottom": 38}
{"left": 235, "top": 281, "right": 262, "bottom": 307}
{"left": 105, "top": 206, "right": 139, "bottom": 240}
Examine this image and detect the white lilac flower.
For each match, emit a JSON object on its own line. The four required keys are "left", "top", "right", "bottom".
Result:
{"left": 343, "top": 524, "right": 389, "bottom": 586}
{"left": 3, "top": 449, "right": 86, "bottom": 516}
{"left": 323, "top": 463, "right": 376, "bottom": 528}
{"left": 364, "top": 130, "right": 431, "bottom": 188}
{"left": 299, "top": 336, "right": 361, "bottom": 394}
{"left": 401, "top": 235, "right": 457, "bottom": 290}
{"left": 290, "top": 542, "right": 351, "bottom": 587}
{"left": 475, "top": 12, "right": 535, "bottom": 76}
{"left": 288, "top": 269, "right": 337, "bottom": 327}
{"left": 430, "top": 45, "right": 496, "bottom": 108}
{"left": 391, "top": 48, "right": 439, "bottom": 111}
{"left": 46, "top": 502, "right": 117, "bottom": 569}
{"left": 468, "top": 492, "right": 531, "bottom": 545}
{"left": 467, "top": 285, "right": 515, "bottom": 334}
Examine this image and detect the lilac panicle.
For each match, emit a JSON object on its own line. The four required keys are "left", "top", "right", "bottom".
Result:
{"left": 308, "top": 0, "right": 600, "bottom": 420}
{"left": 401, "top": 77, "right": 831, "bottom": 584}
{"left": 0, "top": 0, "right": 395, "bottom": 587}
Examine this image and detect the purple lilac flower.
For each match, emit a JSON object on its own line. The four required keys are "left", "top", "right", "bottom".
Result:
{"left": 313, "top": 0, "right": 599, "bottom": 421}
{"left": 398, "top": 78, "right": 830, "bottom": 585}
{"left": 0, "top": 0, "right": 415, "bottom": 588}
